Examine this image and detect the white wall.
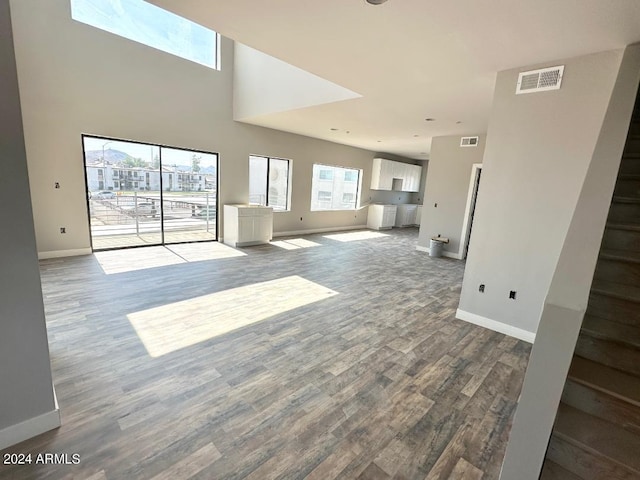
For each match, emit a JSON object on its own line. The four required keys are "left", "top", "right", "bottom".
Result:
{"left": 0, "top": 0, "right": 59, "bottom": 449}
{"left": 9, "top": 0, "right": 416, "bottom": 256}
{"left": 457, "top": 49, "right": 626, "bottom": 338}
{"left": 500, "top": 43, "right": 640, "bottom": 479}
{"left": 417, "top": 135, "right": 486, "bottom": 257}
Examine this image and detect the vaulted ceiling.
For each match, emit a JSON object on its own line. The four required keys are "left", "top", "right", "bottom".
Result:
{"left": 150, "top": 0, "right": 640, "bottom": 159}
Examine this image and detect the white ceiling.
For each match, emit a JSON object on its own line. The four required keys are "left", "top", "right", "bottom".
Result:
{"left": 150, "top": 0, "right": 640, "bottom": 160}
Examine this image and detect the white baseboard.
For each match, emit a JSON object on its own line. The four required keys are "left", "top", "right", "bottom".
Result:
{"left": 0, "top": 408, "right": 61, "bottom": 451}
{"left": 415, "top": 245, "right": 462, "bottom": 260}
{"left": 456, "top": 309, "right": 536, "bottom": 343}
{"left": 273, "top": 225, "right": 368, "bottom": 238}
{"left": 38, "top": 248, "right": 92, "bottom": 260}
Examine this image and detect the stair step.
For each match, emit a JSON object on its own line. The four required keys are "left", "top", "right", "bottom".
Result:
{"left": 593, "top": 258, "right": 640, "bottom": 287}
{"left": 619, "top": 156, "right": 640, "bottom": 175}
{"left": 569, "top": 357, "right": 640, "bottom": 407}
{"left": 540, "top": 460, "right": 583, "bottom": 480}
{"left": 582, "top": 315, "right": 640, "bottom": 350}
{"left": 612, "top": 195, "right": 640, "bottom": 204}
{"left": 608, "top": 203, "right": 640, "bottom": 226}
{"left": 575, "top": 334, "right": 640, "bottom": 376}
{"left": 587, "top": 290, "right": 640, "bottom": 326}
{"left": 624, "top": 138, "right": 640, "bottom": 154}
{"left": 562, "top": 379, "right": 640, "bottom": 435}
{"left": 606, "top": 223, "right": 640, "bottom": 232}
{"left": 552, "top": 404, "right": 640, "bottom": 473}
{"left": 591, "top": 279, "right": 640, "bottom": 304}
{"left": 602, "top": 224, "right": 640, "bottom": 253}
{"left": 547, "top": 431, "right": 639, "bottom": 480}
{"left": 600, "top": 249, "right": 640, "bottom": 264}
{"left": 613, "top": 174, "right": 640, "bottom": 197}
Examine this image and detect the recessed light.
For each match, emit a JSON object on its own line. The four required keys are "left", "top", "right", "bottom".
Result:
{"left": 456, "top": 121, "right": 462, "bottom": 124}
{"left": 365, "top": 0, "right": 389, "bottom": 4}
{"left": 425, "top": 118, "right": 435, "bottom": 122}
{"left": 413, "top": 134, "right": 419, "bottom": 137}
{"left": 377, "top": 140, "right": 382, "bottom": 143}
{"left": 330, "top": 128, "right": 339, "bottom": 131}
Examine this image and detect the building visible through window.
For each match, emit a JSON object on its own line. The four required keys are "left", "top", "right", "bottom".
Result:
{"left": 311, "top": 164, "right": 360, "bottom": 211}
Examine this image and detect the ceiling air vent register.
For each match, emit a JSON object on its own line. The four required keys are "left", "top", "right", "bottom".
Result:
{"left": 516, "top": 65, "right": 564, "bottom": 94}
{"left": 460, "top": 136, "right": 479, "bottom": 147}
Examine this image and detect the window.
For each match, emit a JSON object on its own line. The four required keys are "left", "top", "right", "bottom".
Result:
{"left": 319, "top": 169, "right": 333, "bottom": 180}
{"left": 249, "top": 155, "right": 290, "bottom": 211}
{"left": 70, "top": 0, "right": 219, "bottom": 70}
{"left": 311, "top": 164, "right": 360, "bottom": 211}
{"left": 344, "top": 171, "right": 358, "bottom": 182}
{"left": 317, "top": 191, "right": 332, "bottom": 208}
{"left": 82, "top": 134, "right": 218, "bottom": 250}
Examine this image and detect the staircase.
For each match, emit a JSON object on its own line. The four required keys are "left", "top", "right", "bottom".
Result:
{"left": 540, "top": 94, "right": 640, "bottom": 479}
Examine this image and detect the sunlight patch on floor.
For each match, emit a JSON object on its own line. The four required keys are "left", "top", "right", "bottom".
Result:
{"left": 95, "top": 243, "right": 245, "bottom": 274}
{"left": 166, "top": 242, "right": 246, "bottom": 262}
{"left": 127, "top": 275, "right": 338, "bottom": 357}
{"left": 323, "top": 231, "right": 389, "bottom": 242}
{"left": 95, "top": 246, "right": 185, "bottom": 274}
{"left": 271, "top": 238, "right": 322, "bottom": 250}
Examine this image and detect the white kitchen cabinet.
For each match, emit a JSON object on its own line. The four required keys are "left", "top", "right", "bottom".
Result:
{"left": 371, "top": 158, "right": 393, "bottom": 190}
{"left": 395, "top": 204, "right": 418, "bottom": 227}
{"left": 223, "top": 205, "right": 273, "bottom": 247}
{"left": 367, "top": 204, "right": 397, "bottom": 230}
{"left": 408, "top": 165, "right": 422, "bottom": 192}
{"left": 371, "top": 158, "right": 422, "bottom": 192}
{"left": 415, "top": 205, "right": 423, "bottom": 226}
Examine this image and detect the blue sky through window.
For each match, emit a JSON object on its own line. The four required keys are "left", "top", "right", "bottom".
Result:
{"left": 71, "top": 0, "right": 218, "bottom": 69}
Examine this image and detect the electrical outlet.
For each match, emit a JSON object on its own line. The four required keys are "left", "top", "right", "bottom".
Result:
{"left": 479, "top": 284, "right": 485, "bottom": 293}
{"left": 54, "top": 182, "right": 60, "bottom": 189}
{"left": 509, "top": 290, "right": 517, "bottom": 300}
{"left": 434, "top": 203, "right": 438, "bottom": 208}
{"left": 60, "top": 227, "right": 66, "bottom": 234}
{"left": 300, "top": 217, "right": 303, "bottom": 221}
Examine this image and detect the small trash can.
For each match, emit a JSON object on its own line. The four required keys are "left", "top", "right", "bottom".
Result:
{"left": 429, "top": 237, "right": 448, "bottom": 258}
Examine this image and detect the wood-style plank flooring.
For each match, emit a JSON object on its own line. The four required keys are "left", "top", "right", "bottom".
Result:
{"left": 0, "top": 228, "right": 531, "bottom": 479}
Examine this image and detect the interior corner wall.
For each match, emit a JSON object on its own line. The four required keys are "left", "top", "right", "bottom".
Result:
{"left": 9, "top": 0, "right": 381, "bottom": 256}
{"left": 457, "top": 49, "right": 625, "bottom": 336}
{"left": 0, "top": 0, "right": 58, "bottom": 446}
{"left": 417, "top": 135, "right": 486, "bottom": 255}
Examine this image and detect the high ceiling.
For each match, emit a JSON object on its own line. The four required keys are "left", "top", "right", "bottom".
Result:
{"left": 150, "top": 0, "right": 640, "bottom": 160}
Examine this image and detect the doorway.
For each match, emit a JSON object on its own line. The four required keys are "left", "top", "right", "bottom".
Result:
{"left": 461, "top": 164, "right": 482, "bottom": 260}
{"left": 82, "top": 135, "right": 219, "bottom": 251}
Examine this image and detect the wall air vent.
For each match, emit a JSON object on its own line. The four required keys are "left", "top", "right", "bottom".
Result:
{"left": 460, "top": 136, "right": 479, "bottom": 147}
{"left": 516, "top": 65, "right": 564, "bottom": 94}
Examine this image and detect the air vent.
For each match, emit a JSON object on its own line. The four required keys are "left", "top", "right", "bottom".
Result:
{"left": 460, "top": 136, "right": 479, "bottom": 147}
{"left": 516, "top": 66, "right": 564, "bottom": 94}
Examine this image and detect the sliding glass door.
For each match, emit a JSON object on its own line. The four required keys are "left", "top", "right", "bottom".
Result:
{"left": 160, "top": 147, "right": 217, "bottom": 244}
{"left": 82, "top": 135, "right": 218, "bottom": 250}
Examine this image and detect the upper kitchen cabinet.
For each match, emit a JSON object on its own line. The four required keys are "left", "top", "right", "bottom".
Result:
{"left": 371, "top": 158, "right": 393, "bottom": 190}
{"left": 370, "top": 158, "right": 422, "bottom": 192}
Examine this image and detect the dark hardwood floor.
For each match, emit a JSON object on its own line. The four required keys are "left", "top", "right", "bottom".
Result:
{"left": 0, "top": 228, "right": 531, "bottom": 479}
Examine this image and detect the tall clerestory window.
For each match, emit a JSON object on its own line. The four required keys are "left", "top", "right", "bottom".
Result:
{"left": 70, "top": 0, "right": 220, "bottom": 70}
